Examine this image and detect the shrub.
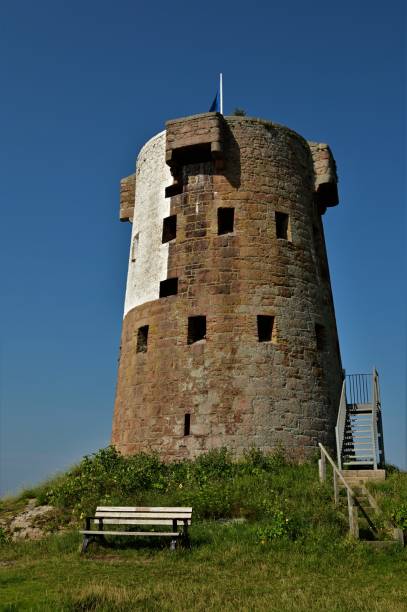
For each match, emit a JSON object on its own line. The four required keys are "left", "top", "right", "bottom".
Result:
{"left": 392, "top": 504, "right": 407, "bottom": 530}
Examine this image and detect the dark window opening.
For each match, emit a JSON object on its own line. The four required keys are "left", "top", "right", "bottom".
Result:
{"left": 136, "top": 325, "right": 149, "bottom": 353}
{"left": 257, "top": 315, "right": 275, "bottom": 342}
{"left": 162, "top": 215, "right": 177, "bottom": 243}
{"left": 218, "top": 207, "right": 235, "bottom": 235}
{"left": 173, "top": 143, "right": 213, "bottom": 166}
{"left": 165, "top": 182, "right": 183, "bottom": 198}
{"left": 320, "top": 262, "right": 329, "bottom": 281}
{"left": 275, "top": 212, "right": 290, "bottom": 240}
{"left": 159, "top": 277, "right": 178, "bottom": 298}
{"left": 184, "top": 413, "right": 191, "bottom": 436}
{"left": 315, "top": 324, "right": 326, "bottom": 351}
{"left": 131, "top": 233, "right": 139, "bottom": 262}
{"left": 188, "top": 315, "right": 206, "bottom": 344}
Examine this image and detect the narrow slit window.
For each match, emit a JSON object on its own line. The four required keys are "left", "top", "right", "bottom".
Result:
{"left": 217, "top": 208, "right": 235, "bottom": 235}
{"left": 315, "top": 324, "right": 326, "bottom": 351}
{"left": 257, "top": 315, "right": 274, "bottom": 342}
{"left": 184, "top": 413, "right": 191, "bottom": 436}
{"left": 188, "top": 315, "right": 206, "bottom": 344}
{"left": 136, "top": 325, "right": 149, "bottom": 353}
{"left": 165, "top": 182, "right": 183, "bottom": 198}
{"left": 159, "top": 277, "right": 178, "bottom": 298}
{"left": 275, "top": 212, "right": 290, "bottom": 240}
{"left": 162, "top": 215, "right": 177, "bottom": 243}
{"left": 131, "top": 233, "right": 139, "bottom": 262}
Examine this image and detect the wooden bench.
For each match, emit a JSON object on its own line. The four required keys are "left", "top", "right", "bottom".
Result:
{"left": 80, "top": 506, "right": 192, "bottom": 552}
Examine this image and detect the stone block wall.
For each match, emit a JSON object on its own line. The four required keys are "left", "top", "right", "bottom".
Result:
{"left": 119, "top": 173, "right": 136, "bottom": 221}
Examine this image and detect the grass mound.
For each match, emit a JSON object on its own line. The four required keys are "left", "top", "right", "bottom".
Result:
{"left": 1, "top": 448, "right": 406, "bottom": 611}
{"left": 2, "top": 446, "right": 347, "bottom": 543}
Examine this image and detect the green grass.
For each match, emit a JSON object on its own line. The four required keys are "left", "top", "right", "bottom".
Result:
{"left": 1, "top": 448, "right": 406, "bottom": 611}
{"left": 0, "top": 526, "right": 406, "bottom": 611}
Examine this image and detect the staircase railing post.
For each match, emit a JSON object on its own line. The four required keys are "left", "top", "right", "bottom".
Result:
{"left": 333, "top": 470, "right": 339, "bottom": 505}
{"left": 335, "top": 380, "right": 346, "bottom": 470}
{"left": 371, "top": 367, "right": 378, "bottom": 469}
{"left": 347, "top": 490, "right": 359, "bottom": 539}
{"left": 318, "top": 449, "right": 326, "bottom": 483}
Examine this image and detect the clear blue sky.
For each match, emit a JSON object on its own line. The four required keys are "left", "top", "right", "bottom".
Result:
{"left": 1, "top": 0, "right": 405, "bottom": 494}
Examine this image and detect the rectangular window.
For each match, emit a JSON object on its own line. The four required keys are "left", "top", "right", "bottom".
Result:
{"left": 315, "top": 323, "right": 326, "bottom": 351}
{"left": 275, "top": 212, "right": 290, "bottom": 240}
{"left": 162, "top": 215, "right": 177, "bottom": 243}
{"left": 184, "top": 413, "right": 191, "bottom": 436}
{"left": 159, "top": 278, "right": 178, "bottom": 298}
{"left": 165, "top": 182, "right": 183, "bottom": 198}
{"left": 131, "top": 233, "right": 139, "bottom": 262}
{"left": 217, "top": 208, "right": 235, "bottom": 235}
{"left": 257, "top": 315, "right": 275, "bottom": 342}
{"left": 136, "top": 325, "right": 149, "bottom": 353}
{"left": 188, "top": 315, "right": 206, "bottom": 344}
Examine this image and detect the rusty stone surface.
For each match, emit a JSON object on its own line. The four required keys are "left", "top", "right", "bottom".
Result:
{"left": 112, "top": 115, "right": 343, "bottom": 460}
{"left": 308, "top": 142, "right": 339, "bottom": 212}
{"left": 165, "top": 112, "right": 224, "bottom": 178}
{"left": 120, "top": 173, "right": 136, "bottom": 221}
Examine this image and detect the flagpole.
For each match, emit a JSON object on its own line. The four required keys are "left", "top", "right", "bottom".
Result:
{"left": 220, "top": 73, "right": 223, "bottom": 115}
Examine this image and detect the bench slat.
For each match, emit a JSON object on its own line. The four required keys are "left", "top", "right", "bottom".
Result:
{"left": 94, "top": 512, "right": 191, "bottom": 519}
{"left": 96, "top": 506, "right": 192, "bottom": 513}
{"left": 80, "top": 530, "right": 180, "bottom": 537}
{"left": 94, "top": 518, "right": 191, "bottom": 526}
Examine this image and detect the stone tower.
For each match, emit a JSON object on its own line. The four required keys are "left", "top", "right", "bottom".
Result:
{"left": 112, "top": 113, "right": 343, "bottom": 459}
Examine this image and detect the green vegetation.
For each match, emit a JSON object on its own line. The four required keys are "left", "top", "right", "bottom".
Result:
{"left": 369, "top": 469, "right": 407, "bottom": 530}
{"left": 232, "top": 108, "right": 246, "bottom": 116}
{"left": 1, "top": 448, "right": 406, "bottom": 611}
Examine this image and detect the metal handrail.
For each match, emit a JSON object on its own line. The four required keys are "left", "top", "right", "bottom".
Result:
{"left": 371, "top": 367, "right": 380, "bottom": 469}
{"left": 335, "top": 380, "right": 347, "bottom": 470}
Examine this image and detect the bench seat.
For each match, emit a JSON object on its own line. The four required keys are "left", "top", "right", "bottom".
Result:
{"left": 80, "top": 505, "right": 192, "bottom": 552}
{"left": 80, "top": 530, "right": 180, "bottom": 537}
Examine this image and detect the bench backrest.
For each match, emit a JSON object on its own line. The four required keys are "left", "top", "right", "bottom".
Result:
{"left": 94, "top": 506, "right": 192, "bottom": 526}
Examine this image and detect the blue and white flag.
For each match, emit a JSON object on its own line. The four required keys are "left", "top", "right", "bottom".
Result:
{"left": 209, "top": 91, "right": 220, "bottom": 113}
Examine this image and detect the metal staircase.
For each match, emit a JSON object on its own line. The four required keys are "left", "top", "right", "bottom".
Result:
{"left": 335, "top": 369, "right": 385, "bottom": 470}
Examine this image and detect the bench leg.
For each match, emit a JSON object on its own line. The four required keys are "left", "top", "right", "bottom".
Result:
{"left": 182, "top": 522, "right": 191, "bottom": 550}
{"left": 170, "top": 539, "right": 177, "bottom": 551}
{"left": 80, "top": 535, "right": 92, "bottom": 554}
{"left": 98, "top": 534, "right": 108, "bottom": 547}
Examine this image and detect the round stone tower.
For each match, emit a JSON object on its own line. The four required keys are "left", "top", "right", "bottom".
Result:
{"left": 112, "top": 113, "right": 343, "bottom": 459}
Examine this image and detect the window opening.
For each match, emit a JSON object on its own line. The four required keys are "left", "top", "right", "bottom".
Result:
{"left": 131, "top": 233, "right": 139, "bottom": 262}
{"left": 159, "top": 278, "right": 178, "bottom": 298}
{"left": 275, "top": 212, "right": 290, "bottom": 240}
{"left": 136, "top": 325, "right": 149, "bottom": 353}
{"left": 315, "top": 324, "right": 326, "bottom": 351}
{"left": 162, "top": 215, "right": 177, "bottom": 243}
{"left": 257, "top": 315, "right": 275, "bottom": 342}
{"left": 184, "top": 413, "right": 191, "bottom": 436}
{"left": 188, "top": 315, "right": 206, "bottom": 344}
{"left": 217, "top": 208, "right": 234, "bottom": 235}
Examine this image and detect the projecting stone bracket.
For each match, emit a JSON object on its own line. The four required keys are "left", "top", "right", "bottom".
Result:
{"left": 165, "top": 112, "right": 225, "bottom": 197}
{"left": 308, "top": 142, "right": 339, "bottom": 214}
{"left": 120, "top": 173, "right": 136, "bottom": 222}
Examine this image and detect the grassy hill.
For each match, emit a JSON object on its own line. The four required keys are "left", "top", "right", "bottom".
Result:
{"left": 1, "top": 447, "right": 406, "bottom": 611}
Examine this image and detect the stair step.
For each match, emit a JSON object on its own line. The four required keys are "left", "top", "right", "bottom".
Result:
{"left": 343, "top": 461, "right": 375, "bottom": 466}
{"left": 344, "top": 455, "right": 374, "bottom": 465}
{"left": 343, "top": 442, "right": 374, "bottom": 447}
{"left": 363, "top": 541, "right": 402, "bottom": 549}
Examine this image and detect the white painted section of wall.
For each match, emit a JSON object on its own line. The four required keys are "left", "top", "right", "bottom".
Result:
{"left": 123, "top": 131, "right": 173, "bottom": 317}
